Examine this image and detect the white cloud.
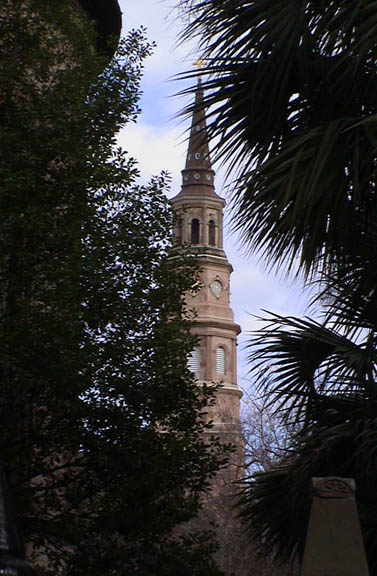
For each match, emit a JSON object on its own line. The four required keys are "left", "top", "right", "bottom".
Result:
{"left": 117, "top": 121, "right": 187, "bottom": 194}
{"left": 119, "top": 0, "right": 197, "bottom": 84}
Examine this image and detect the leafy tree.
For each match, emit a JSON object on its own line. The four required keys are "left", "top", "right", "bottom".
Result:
{"left": 0, "top": 2, "right": 227, "bottom": 574}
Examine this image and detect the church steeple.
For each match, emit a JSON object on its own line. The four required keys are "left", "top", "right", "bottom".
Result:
{"left": 181, "top": 77, "right": 216, "bottom": 195}
{"left": 170, "top": 71, "right": 244, "bottom": 571}
{"left": 170, "top": 73, "right": 242, "bottom": 451}
{"left": 171, "top": 77, "right": 226, "bottom": 250}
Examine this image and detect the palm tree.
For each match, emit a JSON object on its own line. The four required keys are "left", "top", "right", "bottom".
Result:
{"left": 180, "top": 0, "right": 377, "bottom": 279}
{"left": 234, "top": 226, "right": 377, "bottom": 571}
{"left": 238, "top": 283, "right": 377, "bottom": 570}
{"left": 179, "top": 1, "right": 377, "bottom": 571}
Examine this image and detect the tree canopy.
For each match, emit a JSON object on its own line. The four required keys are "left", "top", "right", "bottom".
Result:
{"left": 0, "top": 2, "right": 227, "bottom": 574}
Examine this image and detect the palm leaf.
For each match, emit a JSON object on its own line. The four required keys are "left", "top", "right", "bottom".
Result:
{"left": 240, "top": 412, "right": 377, "bottom": 570}
{"left": 248, "top": 313, "right": 377, "bottom": 424}
{"left": 242, "top": 307, "right": 377, "bottom": 568}
{"left": 311, "top": 226, "right": 377, "bottom": 335}
{"left": 179, "top": 0, "right": 377, "bottom": 276}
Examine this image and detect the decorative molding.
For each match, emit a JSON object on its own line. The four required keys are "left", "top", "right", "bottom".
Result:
{"left": 313, "top": 477, "right": 355, "bottom": 499}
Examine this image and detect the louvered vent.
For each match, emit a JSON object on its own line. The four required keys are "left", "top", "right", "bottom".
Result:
{"left": 188, "top": 346, "right": 200, "bottom": 375}
{"left": 216, "top": 347, "right": 225, "bottom": 375}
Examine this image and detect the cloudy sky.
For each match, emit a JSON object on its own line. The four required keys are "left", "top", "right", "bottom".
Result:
{"left": 117, "top": 0, "right": 314, "bottom": 390}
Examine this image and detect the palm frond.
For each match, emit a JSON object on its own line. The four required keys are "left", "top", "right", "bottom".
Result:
{"left": 311, "top": 227, "right": 377, "bottom": 335}
{"left": 248, "top": 313, "right": 377, "bottom": 424}
{"left": 239, "top": 413, "right": 377, "bottom": 570}
{"left": 179, "top": 0, "right": 377, "bottom": 275}
{"left": 238, "top": 464, "right": 311, "bottom": 564}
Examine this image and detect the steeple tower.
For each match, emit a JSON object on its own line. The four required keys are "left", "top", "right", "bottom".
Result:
{"left": 171, "top": 77, "right": 242, "bottom": 454}
{"left": 181, "top": 76, "right": 216, "bottom": 193}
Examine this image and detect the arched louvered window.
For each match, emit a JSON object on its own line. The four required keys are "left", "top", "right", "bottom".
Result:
{"left": 216, "top": 346, "right": 225, "bottom": 375}
{"left": 208, "top": 219, "right": 216, "bottom": 246}
{"left": 188, "top": 346, "right": 200, "bottom": 375}
{"left": 191, "top": 219, "right": 200, "bottom": 244}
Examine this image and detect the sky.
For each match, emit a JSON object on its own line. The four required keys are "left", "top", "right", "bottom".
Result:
{"left": 117, "top": 0, "right": 314, "bottom": 391}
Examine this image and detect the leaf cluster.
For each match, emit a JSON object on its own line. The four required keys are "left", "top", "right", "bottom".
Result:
{"left": 238, "top": 302, "right": 377, "bottom": 570}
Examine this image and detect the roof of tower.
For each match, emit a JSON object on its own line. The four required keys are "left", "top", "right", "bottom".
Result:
{"left": 172, "top": 76, "right": 222, "bottom": 202}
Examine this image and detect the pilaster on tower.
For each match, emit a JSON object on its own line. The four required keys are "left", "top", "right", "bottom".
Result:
{"left": 171, "top": 76, "right": 242, "bottom": 451}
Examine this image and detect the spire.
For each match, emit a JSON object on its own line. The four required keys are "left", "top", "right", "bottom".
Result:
{"left": 181, "top": 76, "right": 217, "bottom": 195}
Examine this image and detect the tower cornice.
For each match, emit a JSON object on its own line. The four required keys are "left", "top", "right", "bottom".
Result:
{"left": 192, "top": 318, "right": 242, "bottom": 335}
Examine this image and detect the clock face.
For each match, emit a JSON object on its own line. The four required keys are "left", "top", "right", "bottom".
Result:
{"left": 210, "top": 280, "right": 223, "bottom": 299}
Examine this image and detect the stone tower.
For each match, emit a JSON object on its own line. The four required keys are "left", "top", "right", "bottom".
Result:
{"left": 171, "top": 77, "right": 242, "bottom": 457}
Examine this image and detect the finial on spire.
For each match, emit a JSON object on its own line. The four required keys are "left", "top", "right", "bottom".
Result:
{"left": 193, "top": 57, "right": 205, "bottom": 75}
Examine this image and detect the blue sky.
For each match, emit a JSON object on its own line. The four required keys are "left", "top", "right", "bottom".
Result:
{"left": 117, "top": 0, "right": 314, "bottom": 390}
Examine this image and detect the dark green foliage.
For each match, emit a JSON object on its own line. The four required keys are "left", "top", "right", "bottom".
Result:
{"left": 179, "top": 0, "right": 377, "bottom": 278}
{"left": 237, "top": 233, "right": 377, "bottom": 572}
{"left": 179, "top": 0, "right": 377, "bottom": 573}
{"left": 118, "top": 530, "right": 225, "bottom": 576}
{"left": 0, "top": 1, "right": 226, "bottom": 574}
{"left": 240, "top": 307, "right": 377, "bottom": 572}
